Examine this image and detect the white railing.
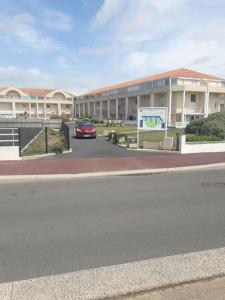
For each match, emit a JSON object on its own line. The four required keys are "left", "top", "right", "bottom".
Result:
{"left": 0, "top": 95, "right": 73, "bottom": 101}
{"left": 0, "top": 128, "right": 19, "bottom": 146}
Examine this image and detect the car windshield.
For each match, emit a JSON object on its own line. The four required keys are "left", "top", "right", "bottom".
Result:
{"left": 78, "top": 122, "right": 93, "bottom": 128}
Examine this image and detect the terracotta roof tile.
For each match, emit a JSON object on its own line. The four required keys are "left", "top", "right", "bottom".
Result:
{"left": 0, "top": 87, "right": 75, "bottom": 97}
{"left": 81, "top": 68, "right": 224, "bottom": 96}
{"left": 20, "top": 88, "right": 54, "bottom": 97}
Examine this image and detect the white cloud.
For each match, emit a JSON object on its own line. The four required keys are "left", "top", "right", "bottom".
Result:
{"left": 92, "top": 0, "right": 125, "bottom": 29}
{"left": 92, "top": 0, "right": 188, "bottom": 41}
{"left": 0, "top": 65, "right": 102, "bottom": 95}
{"left": 88, "top": 0, "right": 225, "bottom": 80}
{"left": 0, "top": 13, "right": 57, "bottom": 51}
{"left": 43, "top": 10, "right": 73, "bottom": 32}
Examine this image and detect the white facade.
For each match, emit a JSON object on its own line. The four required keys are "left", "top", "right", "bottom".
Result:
{"left": 75, "top": 69, "right": 225, "bottom": 127}
{"left": 0, "top": 87, "right": 74, "bottom": 119}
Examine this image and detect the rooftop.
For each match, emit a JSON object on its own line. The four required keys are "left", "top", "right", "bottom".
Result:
{"left": 0, "top": 87, "right": 75, "bottom": 97}
{"left": 81, "top": 68, "right": 224, "bottom": 96}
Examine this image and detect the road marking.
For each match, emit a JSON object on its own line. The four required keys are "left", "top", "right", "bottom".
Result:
{"left": 1, "top": 247, "right": 225, "bottom": 299}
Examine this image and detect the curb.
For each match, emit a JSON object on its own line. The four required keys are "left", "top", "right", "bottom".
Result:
{"left": 0, "top": 162, "right": 225, "bottom": 182}
{"left": 21, "top": 148, "right": 72, "bottom": 160}
{"left": 1, "top": 247, "right": 225, "bottom": 299}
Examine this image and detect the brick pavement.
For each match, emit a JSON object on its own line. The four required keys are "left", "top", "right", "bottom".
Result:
{"left": 0, "top": 152, "right": 225, "bottom": 176}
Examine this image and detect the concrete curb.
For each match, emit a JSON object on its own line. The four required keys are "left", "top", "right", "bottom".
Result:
{"left": 21, "top": 153, "right": 56, "bottom": 160}
{"left": 1, "top": 247, "right": 225, "bottom": 299}
{"left": 0, "top": 162, "right": 225, "bottom": 182}
{"left": 21, "top": 148, "right": 72, "bottom": 160}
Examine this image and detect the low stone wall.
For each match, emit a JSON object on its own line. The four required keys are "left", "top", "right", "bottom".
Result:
{"left": 0, "top": 146, "right": 20, "bottom": 160}
{"left": 143, "top": 142, "right": 162, "bottom": 150}
{"left": 180, "top": 135, "right": 225, "bottom": 154}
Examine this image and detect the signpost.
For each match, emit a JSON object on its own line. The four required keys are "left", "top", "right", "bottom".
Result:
{"left": 137, "top": 107, "right": 168, "bottom": 149}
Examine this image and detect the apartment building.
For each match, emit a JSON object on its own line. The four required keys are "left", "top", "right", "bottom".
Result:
{"left": 0, "top": 87, "right": 74, "bottom": 119}
{"left": 76, "top": 68, "right": 225, "bottom": 127}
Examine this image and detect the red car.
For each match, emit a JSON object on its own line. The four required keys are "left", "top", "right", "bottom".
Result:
{"left": 74, "top": 121, "right": 96, "bottom": 139}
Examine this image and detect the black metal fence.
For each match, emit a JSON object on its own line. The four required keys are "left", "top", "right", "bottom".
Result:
{"left": 61, "top": 121, "right": 70, "bottom": 151}
{"left": 0, "top": 120, "right": 70, "bottom": 157}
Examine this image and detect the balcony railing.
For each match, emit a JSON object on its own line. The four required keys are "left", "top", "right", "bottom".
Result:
{"left": 0, "top": 95, "right": 73, "bottom": 101}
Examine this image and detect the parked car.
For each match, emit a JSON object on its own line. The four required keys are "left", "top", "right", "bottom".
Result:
{"left": 73, "top": 121, "right": 96, "bottom": 139}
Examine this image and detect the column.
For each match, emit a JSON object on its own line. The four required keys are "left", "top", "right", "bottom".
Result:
{"left": 116, "top": 99, "right": 119, "bottom": 120}
{"left": 77, "top": 103, "right": 80, "bottom": 117}
{"left": 125, "top": 97, "right": 129, "bottom": 120}
{"left": 181, "top": 90, "right": 186, "bottom": 122}
{"left": 167, "top": 91, "right": 172, "bottom": 123}
{"left": 93, "top": 102, "right": 96, "bottom": 117}
{"left": 44, "top": 103, "right": 47, "bottom": 118}
{"left": 28, "top": 102, "right": 31, "bottom": 119}
{"left": 137, "top": 96, "right": 140, "bottom": 109}
{"left": 12, "top": 102, "right": 16, "bottom": 118}
{"left": 83, "top": 103, "right": 85, "bottom": 116}
{"left": 204, "top": 90, "right": 209, "bottom": 117}
{"left": 107, "top": 100, "right": 110, "bottom": 119}
{"left": 150, "top": 94, "right": 155, "bottom": 107}
{"left": 100, "top": 101, "right": 103, "bottom": 120}
{"left": 36, "top": 103, "right": 39, "bottom": 118}
{"left": 58, "top": 103, "right": 61, "bottom": 116}
{"left": 88, "top": 102, "right": 91, "bottom": 116}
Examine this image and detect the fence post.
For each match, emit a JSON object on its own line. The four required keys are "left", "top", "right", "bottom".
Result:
{"left": 18, "top": 128, "right": 22, "bottom": 157}
{"left": 45, "top": 127, "right": 48, "bottom": 153}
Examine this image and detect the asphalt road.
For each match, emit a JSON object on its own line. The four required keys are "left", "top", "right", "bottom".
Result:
{"left": 1, "top": 169, "right": 225, "bottom": 283}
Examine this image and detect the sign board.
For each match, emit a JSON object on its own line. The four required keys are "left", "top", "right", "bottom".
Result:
{"left": 138, "top": 107, "right": 167, "bottom": 131}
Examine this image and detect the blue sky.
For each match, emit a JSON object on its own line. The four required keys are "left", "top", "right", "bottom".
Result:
{"left": 0, "top": 0, "right": 225, "bottom": 94}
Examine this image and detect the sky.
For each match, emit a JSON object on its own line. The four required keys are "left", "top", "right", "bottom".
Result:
{"left": 0, "top": 0, "right": 225, "bottom": 95}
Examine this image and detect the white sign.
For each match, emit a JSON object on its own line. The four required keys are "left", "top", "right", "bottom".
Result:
{"left": 138, "top": 107, "right": 167, "bottom": 131}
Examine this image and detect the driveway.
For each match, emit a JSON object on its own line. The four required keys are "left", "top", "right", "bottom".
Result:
{"left": 53, "top": 125, "right": 175, "bottom": 159}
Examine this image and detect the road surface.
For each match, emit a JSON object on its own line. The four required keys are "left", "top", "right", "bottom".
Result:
{"left": 0, "top": 168, "right": 225, "bottom": 283}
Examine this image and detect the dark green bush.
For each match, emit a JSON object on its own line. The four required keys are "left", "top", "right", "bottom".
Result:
{"left": 185, "top": 112, "right": 225, "bottom": 139}
{"left": 186, "top": 135, "right": 222, "bottom": 142}
{"left": 91, "top": 119, "right": 100, "bottom": 124}
{"left": 61, "top": 115, "right": 70, "bottom": 122}
{"left": 112, "top": 132, "right": 127, "bottom": 144}
{"left": 185, "top": 118, "right": 205, "bottom": 134}
{"left": 207, "top": 112, "right": 225, "bottom": 121}
{"left": 201, "top": 120, "right": 225, "bottom": 139}
{"left": 50, "top": 144, "right": 64, "bottom": 154}
{"left": 107, "top": 131, "right": 114, "bottom": 140}
{"left": 50, "top": 114, "right": 61, "bottom": 119}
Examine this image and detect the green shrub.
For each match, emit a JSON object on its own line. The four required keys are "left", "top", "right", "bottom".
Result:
{"left": 185, "top": 112, "right": 225, "bottom": 138}
{"left": 50, "top": 114, "right": 61, "bottom": 119}
{"left": 91, "top": 119, "right": 100, "bottom": 124}
{"left": 50, "top": 144, "right": 64, "bottom": 154}
{"left": 80, "top": 115, "right": 90, "bottom": 120}
{"left": 107, "top": 131, "right": 114, "bottom": 140}
{"left": 201, "top": 120, "right": 225, "bottom": 139}
{"left": 186, "top": 135, "right": 223, "bottom": 142}
{"left": 207, "top": 111, "right": 225, "bottom": 121}
{"left": 112, "top": 132, "right": 127, "bottom": 144}
{"left": 185, "top": 118, "right": 205, "bottom": 134}
{"left": 61, "top": 115, "right": 70, "bottom": 122}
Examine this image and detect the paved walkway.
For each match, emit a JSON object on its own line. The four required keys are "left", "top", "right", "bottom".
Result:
{"left": 121, "top": 276, "right": 225, "bottom": 300}
{"left": 0, "top": 152, "right": 225, "bottom": 176}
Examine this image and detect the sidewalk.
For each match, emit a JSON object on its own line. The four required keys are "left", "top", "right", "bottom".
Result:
{"left": 0, "top": 152, "right": 225, "bottom": 176}
{"left": 121, "top": 276, "right": 225, "bottom": 300}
